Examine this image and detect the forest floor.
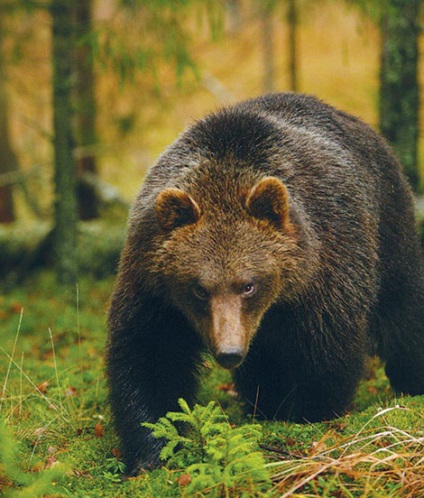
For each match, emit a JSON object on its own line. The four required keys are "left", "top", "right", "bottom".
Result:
{"left": 1, "top": 272, "right": 424, "bottom": 497}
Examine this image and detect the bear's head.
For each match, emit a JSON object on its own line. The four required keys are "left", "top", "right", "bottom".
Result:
{"left": 153, "top": 176, "right": 304, "bottom": 369}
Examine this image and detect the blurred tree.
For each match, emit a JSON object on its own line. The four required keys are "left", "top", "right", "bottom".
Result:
{"left": 0, "top": 2, "right": 49, "bottom": 224}
{"left": 257, "top": 0, "right": 299, "bottom": 93}
{"left": 347, "top": 0, "right": 421, "bottom": 190}
{"left": 226, "top": 0, "right": 242, "bottom": 34}
{"left": 0, "top": 12, "right": 18, "bottom": 223}
{"left": 287, "top": 0, "right": 298, "bottom": 92}
{"left": 51, "top": 0, "right": 77, "bottom": 284}
{"left": 99, "top": 0, "right": 225, "bottom": 87}
{"left": 225, "top": 0, "right": 243, "bottom": 35}
{"left": 379, "top": 0, "right": 420, "bottom": 191}
{"left": 73, "top": 0, "right": 99, "bottom": 220}
{"left": 262, "top": 1, "right": 275, "bottom": 93}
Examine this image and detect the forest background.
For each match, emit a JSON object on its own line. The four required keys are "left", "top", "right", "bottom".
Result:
{"left": 1, "top": 1, "right": 424, "bottom": 497}
{"left": 0, "top": 0, "right": 423, "bottom": 282}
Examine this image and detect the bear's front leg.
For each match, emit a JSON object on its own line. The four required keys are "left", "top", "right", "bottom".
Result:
{"left": 235, "top": 308, "right": 367, "bottom": 423}
{"left": 107, "top": 292, "right": 203, "bottom": 474}
{"left": 236, "top": 342, "right": 365, "bottom": 423}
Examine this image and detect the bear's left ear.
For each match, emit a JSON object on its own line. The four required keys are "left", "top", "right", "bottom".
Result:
{"left": 246, "top": 177, "right": 293, "bottom": 232}
{"left": 155, "top": 188, "right": 201, "bottom": 231}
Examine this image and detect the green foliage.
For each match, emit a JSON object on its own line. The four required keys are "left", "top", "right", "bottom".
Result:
{"left": 102, "top": 457, "right": 127, "bottom": 483}
{"left": 91, "top": 0, "right": 225, "bottom": 89}
{"left": 144, "top": 398, "right": 272, "bottom": 496}
{"left": 0, "top": 422, "right": 65, "bottom": 497}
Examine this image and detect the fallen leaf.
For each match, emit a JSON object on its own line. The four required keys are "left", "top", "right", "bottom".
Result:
{"left": 94, "top": 422, "right": 104, "bottom": 438}
{"left": 10, "top": 303, "right": 23, "bottom": 314}
{"left": 215, "top": 382, "right": 238, "bottom": 397}
{"left": 331, "top": 421, "right": 347, "bottom": 432}
{"left": 37, "top": 381, "right": 49, "bottom": 394}
{"left": 111, "top": 448, "right": 121, "bottom": 459}
{"left": 45, "top": 455, "right": 58, "bottom": 468}
{"left": 309, "top": 440, "right": 327, "bottom": 456}
{"left": 215, "top": 382, "right": 235, "bottom": 392}
{"left": 33, "top": 427, "right": 47, "bottom": 437}
{"left": 65, "top": 386, "right": 78, "bottom": 397}
{"left": 74, "top": 469, "right": 93, "bottom": 479}
{"left": 30, "top": 461, "right": 44, "bottom": 472}
{"left": 177, "top": 473, "right": 191, "bottom": 486}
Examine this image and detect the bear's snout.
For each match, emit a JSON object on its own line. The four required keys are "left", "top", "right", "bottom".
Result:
{"left": 215, "top": 346, "right": 245, "bottom": 369}
{"left": 207, "top": 294, "right": 251, "bottom": 369}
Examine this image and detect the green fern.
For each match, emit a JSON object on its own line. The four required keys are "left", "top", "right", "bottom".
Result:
{"left": 143, "top": 399, "right": 271, "bottom": 496}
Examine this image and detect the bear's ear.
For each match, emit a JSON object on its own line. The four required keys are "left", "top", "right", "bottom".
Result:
{"left": 155, "top": 188, "right": 201, "bottom": 231}
{"left": 246, "top": 177, "right": 292, "bottom": 232}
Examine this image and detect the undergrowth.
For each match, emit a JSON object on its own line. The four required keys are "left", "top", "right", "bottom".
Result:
{"left": 267, "top": 405, "right": 424, "bottom": 497}
{"left": 0, "top": 272, "right": 423, "bottom": 497}
{"left": 144, "top": 398, "right": 271, "bottom": 497}
{"left": 0, "top": 422, "right": 65, "bottom": 497}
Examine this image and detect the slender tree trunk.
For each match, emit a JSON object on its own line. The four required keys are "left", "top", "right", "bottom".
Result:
{"left": 287, "top": 0, "right": 298, "bottom": 92}
{"left": 73, "top": 0, "right": 99, "bottom": 220}
{"left": 51, "top": 0, "right": 78, "bottom": 283}
{"left": 0, "top": 15, "right": 17, "bottom": 223}
{"left": 379, "top": 0, "right": 420, "bottom": 190}
{"left": 262, "top": 3, "right": 275, "bottom": 93}
{"left": 226, "top": 0, "right": 242, "bottom": 35}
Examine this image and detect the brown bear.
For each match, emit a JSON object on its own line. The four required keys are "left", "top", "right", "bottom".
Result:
{"left": 106, "top": 93, "right": 424, "bottom": 474}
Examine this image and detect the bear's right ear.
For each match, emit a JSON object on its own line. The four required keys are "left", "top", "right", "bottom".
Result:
{"left": 246, "top": 177, "right": 293, "bottom": 233}
{"left": 155, "top": 188, "right": 201, "bottom": 231}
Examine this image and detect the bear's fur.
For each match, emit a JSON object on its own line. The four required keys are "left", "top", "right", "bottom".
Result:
{"left": 106, "top": 93, "right": 424, "bottom": 474}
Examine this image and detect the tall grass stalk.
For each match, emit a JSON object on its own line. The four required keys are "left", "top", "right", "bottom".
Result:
{"left": 1, "top": 308, "right": 23, "bottom": 413}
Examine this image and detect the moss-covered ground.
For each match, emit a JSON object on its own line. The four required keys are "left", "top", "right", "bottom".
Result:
{"left": 1, "top": 272, "right": 423, "bottom": 497}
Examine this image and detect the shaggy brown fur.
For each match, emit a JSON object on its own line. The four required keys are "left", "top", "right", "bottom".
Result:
{"left": 106, "top": 93, "right": 424, "bottom": 474}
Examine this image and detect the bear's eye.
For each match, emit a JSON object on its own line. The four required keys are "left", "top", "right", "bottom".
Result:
{"left": 242, "top": 283, "right": 256, "bottom": 297}
{"left": 193, "top": 285, "right": 210, "bottom": 301}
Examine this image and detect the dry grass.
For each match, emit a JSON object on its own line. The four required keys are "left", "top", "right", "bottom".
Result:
{"left": 268, "top": 407, "right": 424, "bottom": 497}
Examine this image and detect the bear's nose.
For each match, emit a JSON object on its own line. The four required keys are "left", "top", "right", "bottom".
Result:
{"left": 215, "top": 347, "right": 245, "bottom": 369}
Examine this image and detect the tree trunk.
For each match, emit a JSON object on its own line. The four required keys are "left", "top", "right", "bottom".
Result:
{"left": 262, "top": 3, "right": 275, "bottom": 93}
{"left": 51, "top": 0, "right": 78, "bottom": 284}
{"left": 226, "top": 0, "right": 242, "bottom": 35}
{"left": 379, "top": 0, "right": 420, "bottom": 191}
{"left": 287, "top": 0, "right": 298, "bottom": 92}
{"left": 0, "top": 14, "right": 17, "bottom": 224}
{"left": 73, "top": 0, "right": 99, "bottom": 220}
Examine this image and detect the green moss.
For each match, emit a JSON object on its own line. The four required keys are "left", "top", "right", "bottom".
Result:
{"left": 0, "top": 221, "right": 126, "bottom": 283}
